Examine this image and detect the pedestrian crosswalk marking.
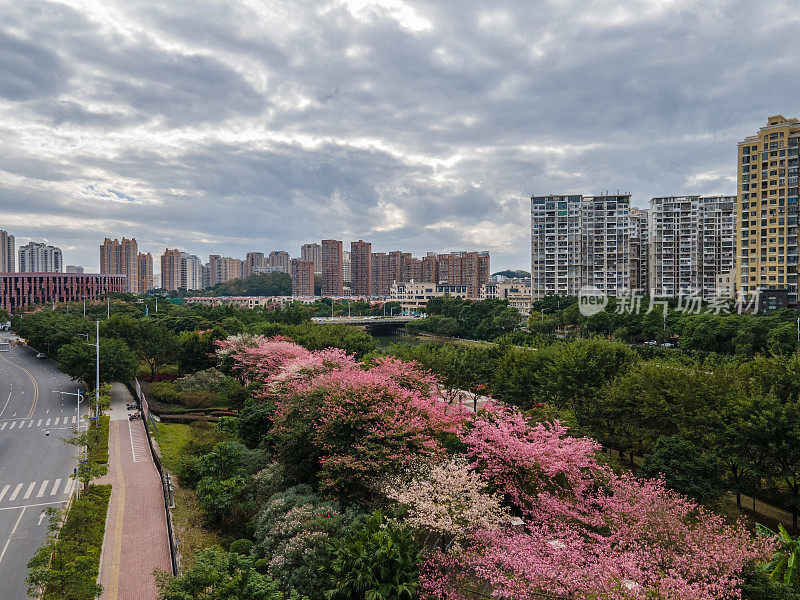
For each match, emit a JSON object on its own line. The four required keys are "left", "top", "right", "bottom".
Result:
{"left": 9, "top": 483, "right": 23, "bottom": 501}
{"left": 23, "top": 482, "right": 35, "bottom": 499}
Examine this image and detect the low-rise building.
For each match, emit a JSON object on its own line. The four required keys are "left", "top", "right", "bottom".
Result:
{"left": 0, "top": 273, "right": 126, "bottom": 313}
{"left": 481, "top": 280, "right": 533, "bottom": 316}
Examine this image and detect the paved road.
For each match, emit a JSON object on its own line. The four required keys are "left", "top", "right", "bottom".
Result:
{"left": 0, "top": 336, "right": 81, "bottom": 599}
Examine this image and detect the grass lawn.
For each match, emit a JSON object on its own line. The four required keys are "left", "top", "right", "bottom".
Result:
{"left": 151, "top": 421, "right": 222, "bottom": 567}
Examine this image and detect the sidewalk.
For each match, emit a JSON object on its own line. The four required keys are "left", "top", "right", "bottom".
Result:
{"left": 97, "top": 383, "right": 171, "bottom": 600}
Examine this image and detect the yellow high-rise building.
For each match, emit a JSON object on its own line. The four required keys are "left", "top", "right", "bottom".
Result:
{"left": 737, "top": 115, "right": 800, "bottom": 303}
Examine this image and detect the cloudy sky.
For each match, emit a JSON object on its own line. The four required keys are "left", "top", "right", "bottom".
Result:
{"left": 1, "top": 0, "right": 798, "bottom": 272}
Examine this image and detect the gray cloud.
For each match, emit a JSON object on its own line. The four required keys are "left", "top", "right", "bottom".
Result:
{"left": 0, "top": 0, "right": 798, "bottom": 272}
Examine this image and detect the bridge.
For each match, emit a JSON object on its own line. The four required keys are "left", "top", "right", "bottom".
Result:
{"left": 311, "top": 316, "right": 417, "bottom": 325}
{"left": 310, "top": 315, "right": 418, "bottom": 333}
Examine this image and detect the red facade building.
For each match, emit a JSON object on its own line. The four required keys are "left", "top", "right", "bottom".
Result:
{"left": 0, "top": 273, "right": 127, "bottom": 314}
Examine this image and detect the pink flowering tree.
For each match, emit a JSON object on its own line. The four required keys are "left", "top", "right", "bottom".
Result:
{"left": 420, "top": 403, "right": 775, "bottom": 600}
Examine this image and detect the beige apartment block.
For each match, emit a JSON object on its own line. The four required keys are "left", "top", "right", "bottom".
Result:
{"left": 737, "top": 115, "right": 800, "bottom": 303}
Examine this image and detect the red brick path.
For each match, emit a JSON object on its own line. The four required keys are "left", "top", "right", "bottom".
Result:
{"left": 98, "top": 383, "right": 171, "bottom": 600}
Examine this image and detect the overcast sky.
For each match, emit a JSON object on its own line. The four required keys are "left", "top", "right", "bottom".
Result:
{"left": 1, "top": 0, "right": 798, "bottom": 272}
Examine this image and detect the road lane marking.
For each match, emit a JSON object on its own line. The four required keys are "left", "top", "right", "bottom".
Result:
{"left": 0, "top": 486, "right": 9, "bottom": 502}
{"left": 0, "top": 506, "right": 26, "bottom": 566}
{"left": 23, "top": 482, "right": 35, "bottom": 499}
{"left": 37, "top": 481, "right": 48, "bottom": 497}
{"left": 50, "top": 479, "right": 61, "bottom": 496}
{"left": 0, "top": 389, "right": 11, "bottom": 419}
{"left": 8, "top": 484, "right": 22, "bottom": 501}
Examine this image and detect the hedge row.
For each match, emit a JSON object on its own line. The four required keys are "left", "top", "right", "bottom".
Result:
{"left": 27, "top": 484, "right": 112, "bottom": 599}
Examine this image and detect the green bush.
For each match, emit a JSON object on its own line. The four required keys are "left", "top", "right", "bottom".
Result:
{"left": 230, "top": 538, "right": 255, "bottom": 555}
{"left": 27, "top": 485, "right": 112, "bottom": 600}
{"left": 155, "top": 546, "right": 288, "bottom": 600}
{"left": 324, "top": 509, "right": 420, "bottom": 600}
{"left": 147, "top": 381, "right": 181, "bottom": 405}
{"left": 175, "top": 455, "right": 203, "bottom": 487}
{"left": 86, "top": 415, "right": 110, "bottom": 465}
{"left": 179, "top": 390, "right": 216, "bottom": 409}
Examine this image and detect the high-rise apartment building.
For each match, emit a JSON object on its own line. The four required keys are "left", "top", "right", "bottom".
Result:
{"left": 244, "top": 252, "right": 266, "bottom": 277}
{"left": 290, "top": 259, "right": 314, "bottom": 296}
{"left": 629, "top": 208, "right": 649, "bottom": 292}
{"left": 161, "top": 249, "right": 203, "bottom": 291}
{"left": 0, "top": 230, "right": 14, "bottom": 272}
{"left": 372, "top": 252, "right": 390, "bottom": 296}
{"left": 321, "top": 239, "right": 343, "bottom": 296}
{"left": 421, "top": 254, "right": 438, "bottom": 283}
{"left": 342, "top": 250, "right": 351, "bottom": 283}
{"left": 583, "top": 195, "right": 630, "bottom": 296}
{"left": 100, "top": 237, "right": 138, "bottom": 293}
{"left": 19, "top": 242, "right": 63, "bottom": 273}
{"left": 301, "top": 243, "right": 322, "bottom": 275}
{"left": 530, "top": 194, "right": 630, "bottom": 298}
{"left": 161, "top": 249, "right": 181, "bottom": 291}
{"left": 435, "top": 251, "right": 490, "bottom": 297}
{"left": 737, "top": 115, "right": 800, "bottom": 303}
{"left": 208, "top": 255, "right": 243, "bottom": 286}
{"left": 531, "top": 195, "right": 584, "bottom": 298}
{"left": 402, "top": 257, "right": 422, "bottom": 282}
{"left": 269, "top": 251, "right": 290, "bottom": 274}
{"left": 650, "top": 196, "right": 735, "bottom": 300}
{"left": 350, "top": 240, "right": 372, "bottom": 296}
{"left": 137, "top": 252, "right": 153, "bottom": 294}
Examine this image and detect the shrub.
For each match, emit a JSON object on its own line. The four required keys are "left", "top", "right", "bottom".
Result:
{"left": 230, "top": 538, "right": 255, "bottom": 555}
{"left": 27, "top": 485, "right": 112, "bottom": 599}
{"left": 179, "top": 390, "right": 216, "bottom": 409}
{"left": 147, "top": 381, "right": 180, "bottom": 405}
{"left": 254, "top": 485, "right": 355, "bottom": 600}
{"left": 324, "top": 510, "right": 421, "bottom": 600}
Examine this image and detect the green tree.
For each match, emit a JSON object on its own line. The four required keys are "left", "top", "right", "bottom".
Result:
{"left": 57, "top": 338, "right": 137, "bottom": 387}
{"left": 638, "top": 435, "right": 724, "bottom": 502}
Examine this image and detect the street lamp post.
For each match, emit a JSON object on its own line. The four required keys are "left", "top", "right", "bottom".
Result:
{"left": 53, "top": 389, "right": 84, "bottom": 498}
{"left": 77, "top": 321, "right": 100, "bottom": 420}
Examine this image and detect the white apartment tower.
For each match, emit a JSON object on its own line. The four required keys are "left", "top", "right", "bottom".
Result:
{"left": 649, "top": 196, "right": 735, "bottom": 300}
{"left": 531, "top": 194, "right": 632, "bottom": 299}
{"left": 18, "top": 242, "right": 62, "bottom": 273}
